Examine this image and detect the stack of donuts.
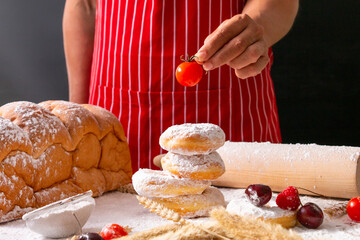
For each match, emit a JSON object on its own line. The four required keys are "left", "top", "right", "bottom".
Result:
{"left": 132, "top": 123, "right": 227, "bottom": 218}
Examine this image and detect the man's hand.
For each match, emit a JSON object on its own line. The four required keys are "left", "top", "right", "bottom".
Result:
{"left": 196, "top": 14, "right": 269, "bottom": 79}
{"left": 196, "top": 0, "right": 299, "bottom": 79}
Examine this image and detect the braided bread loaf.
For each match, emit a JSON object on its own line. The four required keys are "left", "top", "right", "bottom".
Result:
{"left": 0, "top": 100, "right": 132, "bottom": 223}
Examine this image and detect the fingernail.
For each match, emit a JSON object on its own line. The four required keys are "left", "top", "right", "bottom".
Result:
{"left": 196, "top": 51, "right": 207, "bottom": 62}
{"left": 203, "top": 62, "right": 213, "bottom": 71}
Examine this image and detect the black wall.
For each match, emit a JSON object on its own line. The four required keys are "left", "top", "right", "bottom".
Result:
{"left": 271, "top": 1, "right": 360, "bottom": 146}
{"left": 0, "top": 1, "right": 359, "bottom": 146}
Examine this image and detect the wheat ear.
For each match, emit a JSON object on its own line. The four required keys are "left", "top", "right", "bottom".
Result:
{"left": 119, "top": 224, "right": 181, "bottom": 240}
{"left": 118, "top": 183, "right": 137, "bottom": 194}
{"left": 136, "top": 196, "right": 231, "bottom": 240}
{"left": 323, "top": 202, "right": 347, "bottom": 218}
{"left": 136, "top": 196, "right": 186, "bottom": 223}
{"left": 210, "top": 207, "right": 303, "bottom": 240}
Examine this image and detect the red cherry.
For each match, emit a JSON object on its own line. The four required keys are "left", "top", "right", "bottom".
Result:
{"left": 347, "top": 197, "right": 360, "bottom": 222}
{"left": 100, "top": 224, "right": 128, "bottom": 240}
{"left": 79, "top": 232, "right": 104, "bottom": 240}
{"left": 245, "top": 184, "right": 272, "bottom": 206}
{"left": 297, "top": 202, "right": 324, "bottom": 229}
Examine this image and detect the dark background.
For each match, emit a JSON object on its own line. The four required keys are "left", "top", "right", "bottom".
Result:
{"left": 0, "top": 1, "right": 359, "bottom": 146}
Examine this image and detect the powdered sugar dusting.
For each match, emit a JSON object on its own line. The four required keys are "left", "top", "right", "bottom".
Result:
{"left": 350, "top": 152, "right": 360, "bottom": 162}
{"left": 218, "top": 142, "right": 360, "bottom": 166}
{"left": 216, "top": 141, "right": 360, "bottom": 198}
{"left": 4, "top": 151, "right": 40, "bottom": 169}
{"left": 246, "top": 188, "right": 262, "bottom": 205}
{"left": 43, "top": 101, "right": 88, "bottom": 126}
{"left": 132, "top": 169, "right": 211, "bottom": 198}
{"left": 227, "top": 197, "right": 294, "bottom": 219}
{"left": 0, "top": 206, "right": 34, "bottom": 223}
{"left": 0, "top": 101, "right": 132, "bottom": 224}
{"left": 0, "top": 117, "right": 30, "bottom": 145}
{"left": 11, "top": 102, "right": 66, "bottom": 156}
{"left": 39, "top": 101, "right": 101, "bottom": 145}
{"left": 159, "top": 123, "right": 225, "bottom": 155}
{"left": 163, "top": 151, "right": 225, "bottom": 173}
{"left": 0, "top": 117, "right": 31, "bottom": 157}
{"left": 161, "top": 123, "right": 225, "bottom": 141}
{"left": 31, "top": 200, "right": 93, "bottom": 221}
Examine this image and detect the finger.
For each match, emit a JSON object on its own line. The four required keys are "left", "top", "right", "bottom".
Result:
{"left": 195, "top": 32, "right": 216, "bottom": 64}
{"left": 228, "top": 40, "right": 267, "bottom": 70}
{"left": 203, "top": 19, "right": 229, "bottom": 44}
{"left": 202, "top": 23, "right": 264, "bottom": 70}
{"left": 204, "top": 32, "right": 214, "bottom": 44}
{"left": 235, "top": 55, "right": 269, "bottom": 79}
{"left": 196, "top": 14, "right": 250, "bottom": 63}
{"left": 153, "top": 154, "right": 166, "bottom": 169}
{"left": 195, "top": 33, "right": 215, "bottom": 64}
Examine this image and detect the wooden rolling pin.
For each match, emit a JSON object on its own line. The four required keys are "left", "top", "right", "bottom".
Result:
{"left": 212, "top": 142, "right": 360, "bottom": 199}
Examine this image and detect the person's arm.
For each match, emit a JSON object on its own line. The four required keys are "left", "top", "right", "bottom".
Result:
{"left": 63, "top": 0, "right": 97, "bottom": 103}
{"left": 196, "top": 0, "right": 299, "bottom": 79}
{"left": 242, "top": 0, "right": 299, "bottom": 47}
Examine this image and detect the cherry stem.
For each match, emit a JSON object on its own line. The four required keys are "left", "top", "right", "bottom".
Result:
{"left": 189, "top": 55, "right": 196, "bottom": 62}
{"left": 179, "top": 54, "right": 208, "bottom": 74}
{"left": 295, "top": 187, "right": 329, "bottom": 199}
{"left": 180, "top": 54, "right": 197, "bottom": 62}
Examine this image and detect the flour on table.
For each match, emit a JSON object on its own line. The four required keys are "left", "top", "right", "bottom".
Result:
{"left": 2, "top": 189, "right": 360, "bottom": 240}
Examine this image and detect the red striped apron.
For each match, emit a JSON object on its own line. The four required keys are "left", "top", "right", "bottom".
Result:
{"left": 89, "top": 0, "right": 282, "bottom": 173}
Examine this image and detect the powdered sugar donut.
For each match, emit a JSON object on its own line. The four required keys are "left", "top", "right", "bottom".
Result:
{"left": 161, "top": 151, "right": 225, "bottom": 180}
{"left": 152, "top": 186, "right": 226, "bottom": 218}
{"left": 132, "top": 169, "right": 211, "bottom": 198}
{"left": 159, "top": 123, "right": 225, "bottom": 155}
{"left": 226, "top": 198, "right": 297, "bottom": 228}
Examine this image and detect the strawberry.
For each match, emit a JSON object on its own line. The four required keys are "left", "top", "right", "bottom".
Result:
{"left": 100, "top": 224, "right": 128, "bottom": 240}
{"left": 276, "top": 186, "right": 301, "bottom": 211}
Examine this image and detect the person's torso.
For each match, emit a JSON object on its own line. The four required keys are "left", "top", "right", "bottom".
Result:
{"left": 89, "top": 0, "right": 281, "bottom": 171}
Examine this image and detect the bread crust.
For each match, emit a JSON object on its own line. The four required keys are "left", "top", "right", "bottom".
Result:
{"left": 0, "top": 101, "right": 132, "bottom": 222}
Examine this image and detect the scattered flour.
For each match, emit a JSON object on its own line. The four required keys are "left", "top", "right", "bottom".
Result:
{"left": 0, "top": 118, "right": 29, "bottom": 144}
{"left": 1, "top": 189, "right": 360, "bottom": 240}
{"left": 27, "top": 200, "right": 93, "bottom": 221}
{"left": 226, "top": 197, "right": 294, "bottom": 219}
